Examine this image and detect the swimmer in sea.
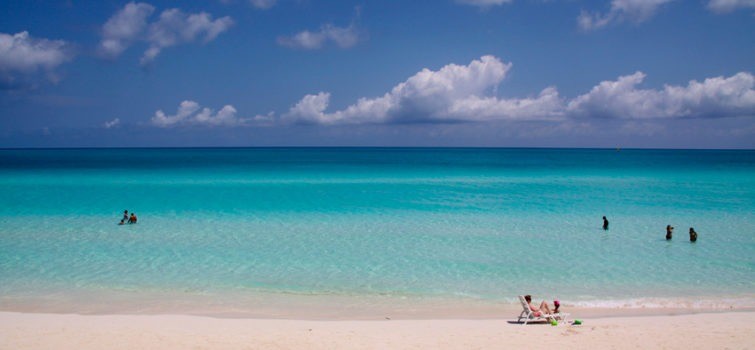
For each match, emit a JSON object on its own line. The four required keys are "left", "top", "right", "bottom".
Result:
{"left": 602, "top": 216, "right": 609, "bottom": 230}
{"left": 689, "top": 227, "right": 697, "bottom": 242}
{"left": 129, "top": 213, "right": 137, "bottom": 224}
{"left": 666, "top": 225, "right": 673, "bottom": 240}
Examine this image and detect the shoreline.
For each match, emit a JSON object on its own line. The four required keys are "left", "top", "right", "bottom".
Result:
{"left": 2, "top": 292, "right": 753, "bottom": 320}
{"left": 1, "top": 307, "right": 750, "bottom": 321}
{"left": 1, "top": 311, "right": 753, "bottom": 349}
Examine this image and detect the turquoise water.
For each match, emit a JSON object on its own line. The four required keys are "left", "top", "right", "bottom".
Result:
{"left": 0, "top": 148, "right": 753, "bottom": 313}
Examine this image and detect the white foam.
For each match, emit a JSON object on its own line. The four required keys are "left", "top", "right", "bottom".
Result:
{"left": 570, "top": 296, "right": 755, "bottom": 310}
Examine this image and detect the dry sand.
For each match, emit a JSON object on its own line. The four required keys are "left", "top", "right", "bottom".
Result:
{"left": 1, "top": 311, "right": 753, "bottom": 349}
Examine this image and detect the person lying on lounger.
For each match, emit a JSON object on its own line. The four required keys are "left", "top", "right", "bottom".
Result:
{"left": 524, "top": 295, "right": 553, "bottom": 317}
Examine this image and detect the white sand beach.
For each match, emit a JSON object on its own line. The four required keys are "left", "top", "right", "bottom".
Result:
{"left": 1, "top": 311, "right": 753, "bottom": 349}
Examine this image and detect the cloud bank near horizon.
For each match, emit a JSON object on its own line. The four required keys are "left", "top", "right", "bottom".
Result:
{"left": 150, "top": 56, "right": 755, "bottom": 128}
{"left": 151, "top": 100, "right": 242, "bottom": 127}
{"left": 284, "top": 56, "right": 754, "bottom": 125}
{"left": 150, "top": 100, "right": 275, "bottom": 127}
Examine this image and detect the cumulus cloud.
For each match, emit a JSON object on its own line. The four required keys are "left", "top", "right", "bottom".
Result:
{"left": 277, "top": 23, "right": 360, "bottom": 50}
{"left": 250, "top": 0, "right": 277, "bottom": 9}
{"left": 707, "top": 0, "right": 755, "bottom": 13}
{"left": 151, "top": 100, "right": 250, "bottom": 127}
{"left": 447, "top": 87, "right": 565, "bottom": 121}
{"left": 567, "top": 71, "right": 755, "bottom": 119}
{"left": 98, "top": 2, "right": 155, "bottom": 58}
{"left": 98, "top": 2, "right": 233, "bottom": 64}
{"left": 152, "top": 57, "right": 754, "bottom": 130}
{"left": 0, "top": 31, "right": 73, "bottom": 83}
{"left": 282, "top": 56, "right": 754, "bottom": 126}
{"left": 578, "top": 0, "right": 675, "bottom": 31}
{"left": 456, "top": 0, "right": 513, "bottom": 7}
{"left": 283, "top": 55, "right": 564, "bottom": 124}
{"left": 142, "top": 9, "right": 234, "bottom": 64}
{"left": 104, "top": 118, "right": 121, "bottom": 128}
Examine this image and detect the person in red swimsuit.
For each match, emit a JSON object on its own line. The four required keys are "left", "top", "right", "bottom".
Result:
{"left": 524, "top": 295, "right": 553, "bottom": 317}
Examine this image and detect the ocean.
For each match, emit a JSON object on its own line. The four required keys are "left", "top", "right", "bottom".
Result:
{"left": 0, "top": 148, "right": 753, "bottom": 316}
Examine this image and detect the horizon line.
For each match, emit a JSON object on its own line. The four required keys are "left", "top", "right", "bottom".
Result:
{"left": 1, "top": 146, "right": 754, "bottom": 151}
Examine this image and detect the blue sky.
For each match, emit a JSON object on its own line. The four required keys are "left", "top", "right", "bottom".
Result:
{"left": 1, "top": 0, "right": 754, "bottom": 148}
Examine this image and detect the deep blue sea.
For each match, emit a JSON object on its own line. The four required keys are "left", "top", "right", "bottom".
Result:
{"left": 1, "top": 148, "right": 753, "bottom": 315}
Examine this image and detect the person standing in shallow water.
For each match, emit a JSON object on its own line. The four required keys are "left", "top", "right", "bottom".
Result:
{"left": 666, "top": 225, "right": 674, "bottom": 240}
{"left": 689, "top": 227, "right": 698, "bottom": 242}
{"left": 602, "top": 216, "right": 609, "bottom": 230}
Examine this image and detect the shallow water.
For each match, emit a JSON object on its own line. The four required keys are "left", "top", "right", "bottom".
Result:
{"left": 1, "top": 148, "right": 753, "bottom": 314}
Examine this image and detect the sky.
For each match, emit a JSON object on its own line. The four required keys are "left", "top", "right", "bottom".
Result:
{"left": 0, "top": 0, "right": 754, "bottom": 148}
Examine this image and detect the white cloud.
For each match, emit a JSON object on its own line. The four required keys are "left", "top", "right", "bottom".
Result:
{"left": 141, "top": 9, "right": 234, "bottom": 64}
{"left": 456, "top": 0, "right": 513, "bottom": 7}
{"left": 104, "top": 118, "right": 121, "bottom": 128}
{"left": 577, "top": 11, "right": 612, "bottom": 30}
{"left": 277, "top": 24, "right": 360, "bottom": 50}
{"left": 98, "top": 3, "right": 233, "bottom": 64}
{"left": 283, "top": 55, "right": 565, "bottom": 124}
{"left": 578, "top": 0, "right": 675, "bottom": 31}
{"left": 98, "top": 2, "right": 155, "bottom": 58}
{"left": 0, "top": 31, "right": 73, "bottom": 74}
{"left": 566, "top": 71, "right": 755, "bottom": 119}
{"left": 707, "top": 0, "right": 755, "bottom": 13}
{"left": 151, "top": 100, "right": 249, "bottom": 127}
{"left": 150, "top": 57, "right": 754, "bottom": 130}
{"left": 250, "top": 0, "right": 277, "bottom": 9}
{"left": 283, "top": 56, "right": 754, "bottom": 125}
{"left": 447, "top": 87, "right": 565, "bottom": 121}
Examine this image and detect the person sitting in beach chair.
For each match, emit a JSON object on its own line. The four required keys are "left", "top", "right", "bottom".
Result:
{"left": 517, "top": 295, "right": 569, "bottom": 325}
{"left": 525, "top": 295, "right": 552, "bottom": 316}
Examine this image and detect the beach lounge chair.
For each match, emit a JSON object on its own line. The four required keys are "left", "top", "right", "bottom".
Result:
{"left": 516, "top": 295, "right": 569, "bottom": 325}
